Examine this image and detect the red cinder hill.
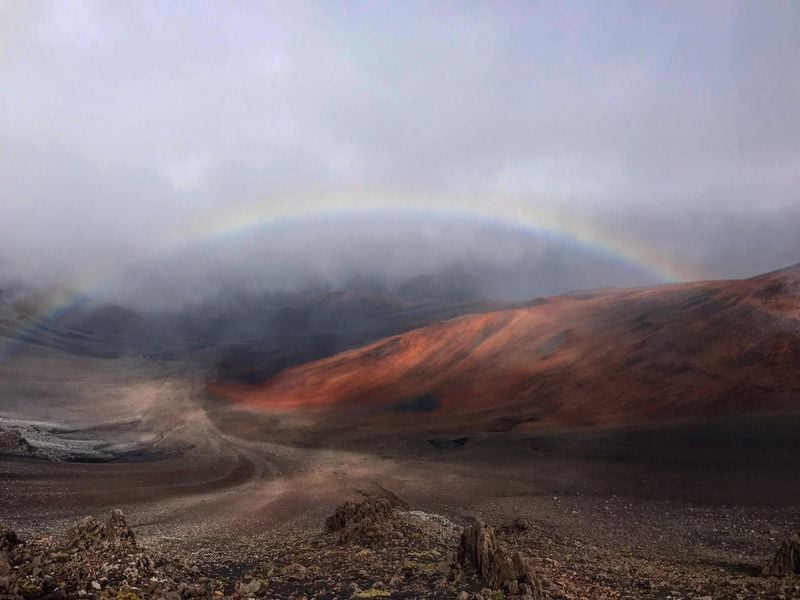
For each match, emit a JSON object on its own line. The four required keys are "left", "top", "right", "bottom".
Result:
{"left": 208, "top": 264, "right": 800, "bottom": 432}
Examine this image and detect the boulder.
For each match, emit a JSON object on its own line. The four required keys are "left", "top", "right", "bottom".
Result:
{"left": 457, "top": 519, "right": 542, "bottom": 598}
{"left": 0, "top": 521, "right": 20, "bottom": 553}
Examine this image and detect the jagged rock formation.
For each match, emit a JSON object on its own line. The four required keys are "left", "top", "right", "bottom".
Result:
{"left": 106, "top": 508, "right": 136, "bottom": 549}
{"left": 763, "top": 535, "right": 800, "bottom": 576}
{"left": 67, "top": 516, "right": 107, "bottom": 550}
{"left": 325, "top": 497, "right": 399, "bottom": 545}
{"left": 458, "top": 519, "right": 542, "bottom": 598}
{"left": 0, "top": 511, "right": 225, "bottom": 598}
{"left": 67, "top": 509, "right": 136, "bottom": 551}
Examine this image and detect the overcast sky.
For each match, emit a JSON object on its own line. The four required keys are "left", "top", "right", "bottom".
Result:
{"left": 1, "top": 1, "right": 799, "bottom": 302}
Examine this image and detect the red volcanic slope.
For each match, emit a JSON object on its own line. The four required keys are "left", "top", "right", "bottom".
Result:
{"left": 209, "top": 264, "right": 800, "bottom": 432}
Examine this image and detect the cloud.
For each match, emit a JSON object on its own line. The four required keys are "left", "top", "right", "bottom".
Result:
{"left": 1, "top": 0, "right": 798, "bottom": 302}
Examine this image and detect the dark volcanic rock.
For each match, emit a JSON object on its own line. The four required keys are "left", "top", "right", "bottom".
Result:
{"left": 0, "top": 521, "right": 21, "bottom": 553}
{"left": 67, "top": 509, "right": 136, "bottom": 550}
{"left": 763, "top": 535, "right": 800, "bottom": 576}
{"left": 67, "top": 515, "right": 108, "bottom": 550}
{"left": 458, "top": 518, "right": 542, "bottom": 598}
{"left": 106, "top": 508, "right": 136, "bottom": 549}
{"left": 0, "top": 510, "right": 213, "bottom": 599}
{"left": 325, "top": 497, "right": 399, "bottom": 545}
{"left": 325, "top": 497, "right": 395, "bottom": 532}
{"left": 0, "top": 427, "right": 37, "bottom": 456}
{"left": 498, "top": 518, "right": 532, "bottom": 535}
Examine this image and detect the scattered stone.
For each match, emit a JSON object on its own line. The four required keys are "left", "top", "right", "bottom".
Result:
{"left": 0, "top": 511, "right": 215, "bottom": 599}
{"left": 354, "top": 588, "right": 390, "bottom": 598}
{"left": 498, "top": 518, "right": 532, "bottom": 535}
{"left": 237, "top": 578, "right": 264, "bottom": 594}
{"left": 12, "top": 497, "right": 792, "bottom": 599}
{"left": 283, "top": 562, "right": 308, "bottom": 581}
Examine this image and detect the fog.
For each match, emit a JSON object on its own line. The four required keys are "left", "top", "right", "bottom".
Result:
{"left": 1, "top": 1, "right": 799, "bottom": 306}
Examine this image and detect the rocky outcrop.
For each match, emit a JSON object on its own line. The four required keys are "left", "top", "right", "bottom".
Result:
{"left": 107, "top": 508, "right": 136, "bottom": 549}
{"left": 0, "top": 511, "right": 217, "bottom": 598}
{"left": 325, "top": 498, "right": 399, "bottom": 545}
{"left": 763, "top": 535, "right": 800, "bottom": 576}
{"left": 67, "top": 509, "right": 136, "bottom": 550}
{"left": 326, "top": 497, "right": 395, "bottom": 532}
{"left": 457, "top": 519, "right": 542, "bottom": 598}
{"left": 0, "top": 427, "right": 37, "bottom": 457}
{"left": 67, "top": 516, "right": 107, "bottom": 550}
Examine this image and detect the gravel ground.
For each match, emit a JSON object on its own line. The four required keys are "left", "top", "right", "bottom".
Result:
{"left": 2, "top": 348, "right": 800, "bottom": 598}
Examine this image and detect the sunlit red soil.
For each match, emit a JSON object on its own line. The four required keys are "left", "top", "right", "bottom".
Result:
{"left": 209, "top": 264, "right": 800, "bottom": 432}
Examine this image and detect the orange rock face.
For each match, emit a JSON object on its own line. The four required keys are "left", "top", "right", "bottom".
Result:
{"left": 209, "top": 264, "right": 800, "bottom": 433}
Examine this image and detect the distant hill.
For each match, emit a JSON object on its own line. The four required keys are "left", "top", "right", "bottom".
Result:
{"left": 210, "top": 263, "right": 800, "bottom": 432}
{"left": 0, "top": 282, "right": 499, "bottom": 381}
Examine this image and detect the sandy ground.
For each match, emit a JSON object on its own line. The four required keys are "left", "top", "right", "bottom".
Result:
{"left": 2, "top": 343, "right": 800, "bottom": 598}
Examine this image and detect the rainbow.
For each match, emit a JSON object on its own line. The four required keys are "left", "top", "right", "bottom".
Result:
{"left": 169, "top": 190, "right": 703, "bottom": 282}
{"left": 0, "top": 192, "right": 705, "bottom": 361}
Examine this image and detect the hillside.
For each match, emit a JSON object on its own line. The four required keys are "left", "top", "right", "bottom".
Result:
{"left": 0, "top": 285, "right": 498, "bottom": 381}
{"left": 209, "top": 264, "right": 800, "bottom": 432}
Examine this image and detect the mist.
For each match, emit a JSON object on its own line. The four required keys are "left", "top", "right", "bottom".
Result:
{"left": 2, "top": 1, "right": 799, "bottom": 306}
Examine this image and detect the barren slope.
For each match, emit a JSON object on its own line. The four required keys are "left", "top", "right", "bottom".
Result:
{"left": 210, "top": 264, "right": 800, "bottom": 432}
